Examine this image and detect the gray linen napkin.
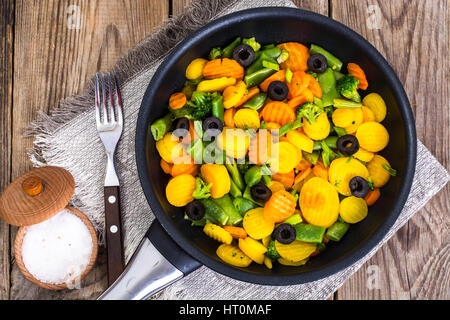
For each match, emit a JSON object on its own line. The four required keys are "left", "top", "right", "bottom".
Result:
{"left": 28, "top": 0, "right": 449, "bottom": 300}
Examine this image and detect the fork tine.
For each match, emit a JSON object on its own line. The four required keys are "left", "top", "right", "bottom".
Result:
{"left": 107, "top": 72, "right": 116, "bottom": 123}
{"left": 113, "top": 72, "right": 123, "bottom": 126}
{"left": 100, "top": 72, "right": 108, "bottom": 124}
{"left": 95, "top": 73, "right": 102, "bottom": 125}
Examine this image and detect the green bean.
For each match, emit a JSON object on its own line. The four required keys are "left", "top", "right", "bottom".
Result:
{"left": 150, "top": 113, "right": 174, "bottom": 141}
{"left": 199, "top": 198, "right": 229, "bottom": 226}
{"left": 225, "top": 158, "right": 245, "bottom": 191}
{"left": 222, "top": 37, "right": 241, "bottom": 58}
{"left": 229, "top": 179, "right": 243, "bottom": 198}
{"left": 294, "top": 223, "right": 326, "bottom": 243}
{"left": 310, "top": 44, "right": 343, "bottom": 71}
{"left": 211, "top": 93, "right": 224, "bottom": 122}
{"left": 279, "top": 119, "right": 303, "bottom": 136}
{"left": 242, "top": 92, "right": 267, "bottom": 110}
{"left": 313, "top": 136, "right": 338, "bottom": 151}
{"left": 212, "top": 194, "right": 243, "bottom": 226}
{"left": 325, "top": 221, "right": 350, "bottom": 241}
{"left": 244, "top": 68, "right": 276, "bottom": 87}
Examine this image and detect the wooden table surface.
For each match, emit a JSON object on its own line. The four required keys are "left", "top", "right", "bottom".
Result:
{"left": 0, "top": 0, "right": 448, "bottom": 300}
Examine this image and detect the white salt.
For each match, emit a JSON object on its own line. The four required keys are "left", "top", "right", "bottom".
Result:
{"left": 21, "top": 208, "right": 93, "bottom": 285}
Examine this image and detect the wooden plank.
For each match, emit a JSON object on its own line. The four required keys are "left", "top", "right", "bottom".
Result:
{"left": 0, "top": 0, "right": 14, "bottom": 300}
{"left": 9, "top": 0, "right": 169, "bottom": 299}
{"left": 332, "top": 0, "right": 449, "bottom": 299}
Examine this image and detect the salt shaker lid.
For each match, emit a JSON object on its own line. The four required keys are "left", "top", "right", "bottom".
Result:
{"left": 0, "top": 166, "right": 75, "bottom": 226}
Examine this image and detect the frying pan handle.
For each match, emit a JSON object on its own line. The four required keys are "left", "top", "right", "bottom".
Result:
{"left": 97, "top": 220, "right": 201, "bottom": 300}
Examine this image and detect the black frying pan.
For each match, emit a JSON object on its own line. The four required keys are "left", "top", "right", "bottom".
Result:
{"left": 99, "top": 7, "right": 416, "bottom": 300}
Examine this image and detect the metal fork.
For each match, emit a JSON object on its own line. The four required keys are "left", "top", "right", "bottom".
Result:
{"left": 95, "top": 72, "right": 125, "bottom": 286}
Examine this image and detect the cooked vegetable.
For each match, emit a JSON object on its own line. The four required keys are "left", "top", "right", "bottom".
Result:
{"left": 185, "top": 58, "right": 208, "bottom": 80}
{"left": 261, "top": 101, "right": 296, "bottom": 126}
{"left": 224, "top": 107, "right": 236, "bottom": 127}
{"left": 355, "top": 122, "right": 389, "bottom": 152}
{"left": 243, "top": 208, "right": 275, "bottom": 239}
{"left": 203, "top": 223, "right": 233, "bottom": 244}
{"left": 259, "top": 70, "right": 286, "bottom": 92}
{"left": 171, "top": 156, "right": 199, "bottom": 177}
{"left": 271, "top": 141, "right": 301, "bottom": 174}
{"left": 263, "top": 190, "right": 296, "bottom": 223}
{"left": 328, "top": 157, "right": 369, "bottom": 196}
{"left": 197, "top": 77, "right": 237, "bottom": 92}
{"left": 299, "top": 177, "right": 340, "bottom": 228}
{"left": 242, "top": 92, "right": 267, "bottom": 110}
{"left": 232, "top": 44, "right": 255, "bottom": 67}
{"left": 361, "top": 105, "right": 376, "bottom": 123}
{"left": 244, "top": 68, "right": 276, "bottom": 87}
{"left": 266, "top": 240, "right": 281, "bottom": 259}
{"left": 278, "top": 119, "right": 304, "bottom": 137}
{"left": 233, "top": 196, "right": 257, "bottom": 215}
{"left": 242, "top": 37, "right": 261, "bottom": 52}
{"left": 281, "top": 212, "right": 303, "bottom": 225}
{"left": 294, "top": 223, "right": 326, "bottom": 243}
{"left": 277, "top": 257, "right": 309, "bottom": 266}
{"left": 208, "top": 47, "right": 222, "bottom": 60}
{"left": 365, "top": 187, "right": 381, "bottom": 206}
{"left": 317, "top": 67, "right": 340, "bottom": 106}
{"left": 160, "top": 159, "right": 173, "bottom": 175}
{"left": 262, "top": 60, "right": 280, "bottom": 71}
{"left": 213, "top": 194, "right": 243, "bottom": 226}
{"left": 367, "top": 155, "right": 392, "bottom": 187}
{"left": 169, "top": 92, "right": 187, "bottom": 110}
{"left": 302, "top": 112, "right": 330, "bottom": 141}
{"left": 362, "top": 93, "right": 387, "bottom": 122}
{"left": 333, "top": 98, "right": 362, "bottom": 108}
{"left": 271, "top": 170, "right": 295, "bottom": 188}
{"left": 225, "top": 157, "right": 245, "bottom": 191}
{"left": 222, "top": 37, "right": 242, "bottom": 58}
{"left": 223, "top": 226, "right": 247, "bottom": 239}
{"left": 150, "top": 113, "right": 174, "bottom": 141}
{"left": 238, "top": 237, "right": 267, "bottom": 264}
{"left": 353, "top": 147, "right": 374, "bottom": 162}
{"left": 248, "top": 130, "right": 272, "bottom": 165}
{"left": 233, "top": 108, "right": 260, "bottom": 129}
{"left": 201, "top": 164, "right": 231, "bottom": 199}
{"left": 200, "top": 198, "right": 229, "bottom": 225}
{"left": 274, "top": 240, "right": 316, "bottom": 262}
{"left": 235, "top": 86, "right": 260, "bottom": 107}
{"left": 347, "top": 63, "right": 368, "bottom": 90}
{"left": 278, "top": 42, "right": 310, "bottom": 72}
{"left": 166, "top": 174, "right": 197, "bottom": 207}
{"left": 217, "top": 128, "right": 250, "bottom": 159}
{"left": 192, "top": 177, "right": 212, "bottom": 199}
{"left": 229, "top": 179, "right": 242, "bottom": 198}
{"left": 216, "top": 244, "right": 252, "bottom": 267}
{"left": 295, "top": 102, "right": 322, "bottom": 124}
{"left": 223, "top": 80, "right": 247, "bottom": 109}
{"left": 336, "top": 75, "right": 361, "bottom": 102}
{"left": 309, "top": 44, "right": 343, "bottom": 71}
{"left": 156, "top": 132, "right": 184, "bottom": 163}
{"left": 211, "top": 92, "right": 225, "bottom": 122}
{"left": 339, "top": 196, "right": 368, "bottom": 223}
{"left": 171, "top": 91, "right": 213, "bottom": 120}
{"left": 325, "top": 220, "right": 350, "bottom": 241}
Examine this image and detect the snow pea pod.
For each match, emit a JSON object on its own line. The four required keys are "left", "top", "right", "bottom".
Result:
{"left": 317, "top": 68, "right": 340, "bottom": 107}
{"left": 325, "top": 220, "right": 350, "bottom": 241}
{"left": 244, "top": 166, "right": 262, "bottom": 187}
{"left": 313, "top": 136, "right": 338, "bottom": 151}
{"left": 222, "top": 37, "right": 241, "bottom": 58}
{"left": 244, "top": 68, "right": 276, "bottom": 88}
{"left": 294, "top": 223, "right": 326, "bottom": 243}
{"left": 225, "top": 158, "right": 245, "bottom": 191}
{"left": 212, "top": 194, "right": 243, "bottom": 226}
{"left": 150, "top": 113, "right": 174, "bottom": 141}
{"left": 310, "top": 44, "right": 343, "bottom": 71}
{"left": 199, "top": 198, "right": 229, "bottom": 226}
{"left": 242, "top": 92, "right": 267, "bottom": 110}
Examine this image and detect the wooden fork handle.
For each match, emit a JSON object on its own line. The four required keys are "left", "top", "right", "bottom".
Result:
{"left": 104, "top": 185, "right": 125, "bottom": 286}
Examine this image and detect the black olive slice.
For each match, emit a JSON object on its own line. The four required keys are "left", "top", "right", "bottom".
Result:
{"left": 349, "top": 176, "right": 370, "bottom": 198}
{"left": 268, "top": 81, "right": 289, "bottom": 101}
{"left": 307, "top": 53, "right": 328, "bottom": 73}
{"left": 185, "top": 201, "right": 205, "bottom": 221}
{"left": 172, "top": 117, "right": 190, "bottom": 139}
{"left": 232, "top": 44, "right": 255, "bottom": 67}
{"left": 202, "top": 116, "right": 223, "bottom": 137}
{"left": 336, "top": 134, "right": 360, "bottom": 155}
{"left": 250, "top": 182, "right": 272, "bottom": 202}
{"left": 274, "top": 223, "right": 296, "bottom": 244}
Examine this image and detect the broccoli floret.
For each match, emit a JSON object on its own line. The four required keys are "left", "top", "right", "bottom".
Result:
{"left": 208, "top": 47, "right": 222, "bottom": 60}
{"left": 192, "top": 177, "right": 212, "bottom": 199}
{"left": 171, "top": 91, "right": 213, "bottom": 120}
{"left": 336, "top": 75, "right": 361, "bottom": 102}
{"left": 237, "top": 162, "right": 251, "bottom": 176}
{"left": 266, "top": 240, "right": 281, "bottom": 260}
{"left": 242, "top": 37, "right": 261, "bottom": 52}
{"left": 296, "top": 102, "right": 323, "bottom": 124}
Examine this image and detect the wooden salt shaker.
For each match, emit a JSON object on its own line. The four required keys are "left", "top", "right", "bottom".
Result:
{"left": 0, "top": 166, "right": 98, "bottom": 290}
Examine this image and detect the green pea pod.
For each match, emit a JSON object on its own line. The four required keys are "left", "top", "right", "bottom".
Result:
{"left": 313, "top": 136, "right": 338, "bottom": 150}
{"left": 325, "top": 221, "right": 350, "bottom": 241}
{"left": 212, "top": 194, "right": 243, "bottom": 226}
{"left": 222, "top": 37, "right": 241, "bottom": 58}
{"left": 333, "top": 98, "right": 363, "bottom": 108}
{"left": 294, "top": 223, "right": 326, "bottom": 243}
{"left": 261, "top": 46, "right": 281, "bottom": 59}
{"left": 199, "top": 198, "right": 229, "bottom": 226}
{"left": 225, "top": 158, "right": 245, "bottom": 191}
{"left": 229, "top": 179, "right": 243, "bottom": 198}
{"left": 232, "top": 197, "right": 257, "bottom": 216}
{"left": 310, "top": 44, "right": 343, "bottom": 71}
{"left": 211, "top": 93, "right": 224, "bottom": 122}
{"left": 302, "top": 150, "right": 320, "bottom": 164}
{"left": 150, "top": 113, "right": 174, "bottom": 141}
{"left": 279, "top": 118, "right": 303, "bottom": 136}
{"left": 244, "top": 68, "right": 276, "bottom": 88}
{"left": 242, "top": 92, "right": 267, "bottom": 110}
{"left": 244, "top": 166, "right": 262, "bottom": 187}
{"left": 280, "top": 213, "right": 302, "bottom": 225}
{"left": 245, "top": 49, "right": 279, "bottom": 75}
{"left": 317, "top": 68, "right": 340, "bottom": 107}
